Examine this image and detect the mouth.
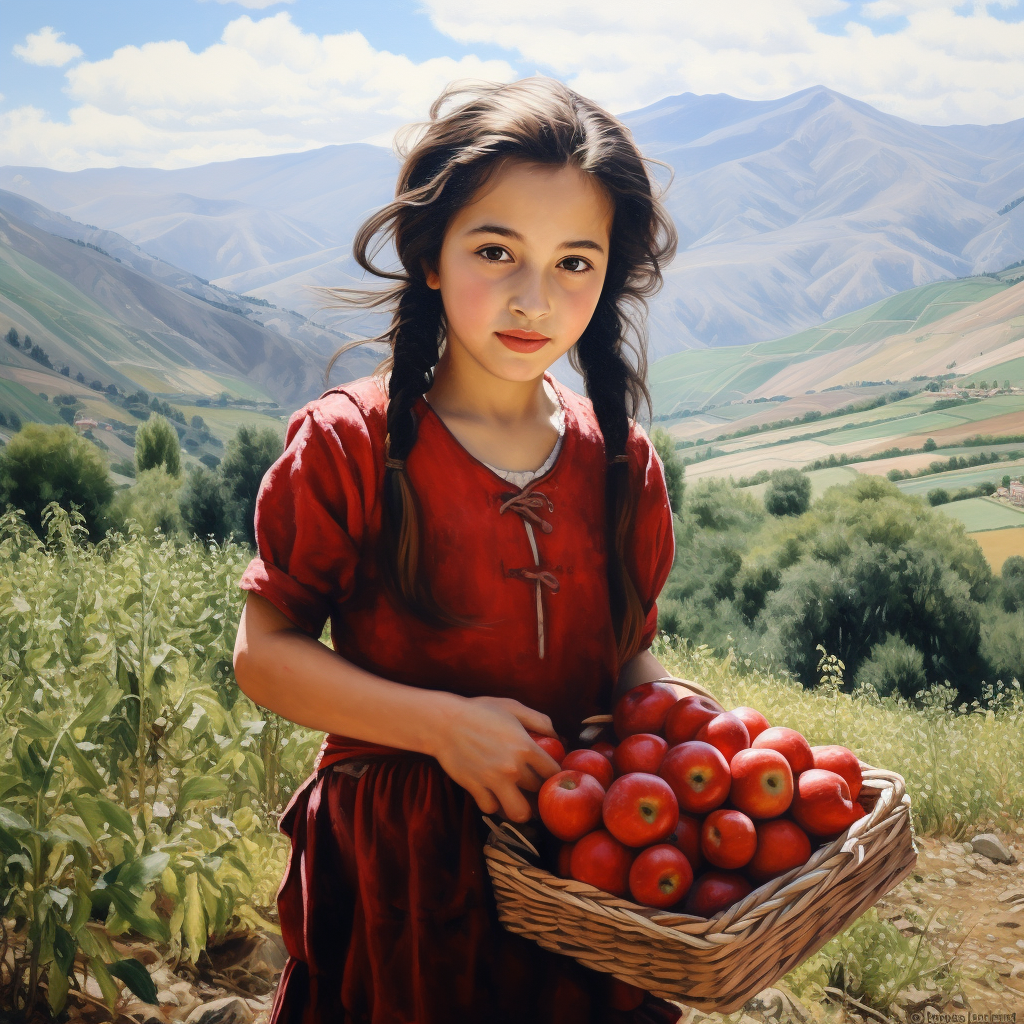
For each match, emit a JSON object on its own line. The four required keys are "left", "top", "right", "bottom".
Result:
{"left": 496, "top": 329, "right": 551, "bottom": 353}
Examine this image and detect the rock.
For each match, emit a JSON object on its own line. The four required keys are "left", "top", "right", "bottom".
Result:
{"left": 970, "top": 834, "right": 1015, "bottom": 864}
{"left": 742, "top": 987, "right": 814, "bottom": 1022}
{"left": 896, "top": 985, "right": 943, "bottom": 1009}
{"left": 249, "top": 931, "right": 288, "bottom": 971}
{"left": 1011, "top": 961, "right": 1024, "bottom": 978}
{"left": 185, "top": 996, "right": 255, "bottom": 1024}
{"left": 997, "top": 887, "right": 1024, "bottom": 903}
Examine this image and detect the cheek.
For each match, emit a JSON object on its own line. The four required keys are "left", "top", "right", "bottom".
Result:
{"left": 562, "top": 277, "right": 605, "bottom": 335}
{"left": 440, "top": 259, "right": 500, "bottom": 334}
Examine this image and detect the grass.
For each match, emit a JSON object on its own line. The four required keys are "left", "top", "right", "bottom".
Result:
{"left": 895, "top": 457, "right": 1024, "bottom": 496}
{"left": 0, "top": 376, "right": 62, "bottom": 428}
{"left": 933, "top": 496, "right": 1024, "bottom": 532}
{"left": 969, "top": 526, "right": 1024, "bottom": 572}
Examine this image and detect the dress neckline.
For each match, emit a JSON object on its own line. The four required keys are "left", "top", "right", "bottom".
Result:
{"left": 414, "top": 373, "right": 572, "bottom": 491}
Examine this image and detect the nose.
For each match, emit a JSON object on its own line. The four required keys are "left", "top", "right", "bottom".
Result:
{"left": 509, "top": 265, "right": 550, "bottom": 323}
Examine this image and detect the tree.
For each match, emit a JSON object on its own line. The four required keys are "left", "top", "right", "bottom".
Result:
{"left": 190, "top": 415, "right": 206, "bottom": 430}
{"left": 179, "top": 466, "right": 229, "bottom": 543}
{"left": 5, "top": 327, "right": 18, "bottom": 347}
{"left": 1002, "top": 475, "right": 1011, "bottom": 489}
{"left": 764, "top": 468, "right": 811, "bottom": 516}
{"left": 220, "top": 425, "right": 283, "bottom": 546}
{"left": 927, "top": 488, "right": 950, "bottom": 506}
{"left": 650, "top": 427, "right": 685, "bottom": 513}
{"left": 107, "top": 468, "right": 184, "bottom": 538}
{"left": 22, "top": 335, "right": 32, "bottom": 350}
{"left": 0, "top": 423, "right": 113, "bottom": 540}
{"left": 135, "top": 414, "right": 181, "bottom": 476}
{"left": 1002, "top": 555, "right": 1024, "bottom": 613}
{"left": 923, "top": 437, "right": 937, "bottom": 451}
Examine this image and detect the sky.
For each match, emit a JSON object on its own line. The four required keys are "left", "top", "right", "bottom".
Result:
{"left": 3, "top": 0, "right": 1024, "bottom": 171}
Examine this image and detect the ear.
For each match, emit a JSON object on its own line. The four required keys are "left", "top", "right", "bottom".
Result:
{"left": 422, "top": 259, "right": 441, "bottom": 291}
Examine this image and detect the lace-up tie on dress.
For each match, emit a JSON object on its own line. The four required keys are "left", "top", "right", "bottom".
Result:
{"left": 499, "top": 478, "right": 560, "bottom": 659}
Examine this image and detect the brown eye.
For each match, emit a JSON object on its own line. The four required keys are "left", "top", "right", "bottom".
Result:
{"left": 558, "top": 256, "right": 591, "bottom": 274}
{"left": 478, "top": 246, "right": 511, "bottom": 263}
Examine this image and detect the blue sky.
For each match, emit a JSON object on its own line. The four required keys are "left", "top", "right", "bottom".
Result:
{"left": 3, "top": 0, "right": 1023, "bottom": 171}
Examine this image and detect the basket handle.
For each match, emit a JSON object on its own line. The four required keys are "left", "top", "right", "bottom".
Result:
{"left": 481, "top": 815, "right": 541, "bottom": 859}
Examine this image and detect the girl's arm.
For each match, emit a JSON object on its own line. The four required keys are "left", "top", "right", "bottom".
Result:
{"left": 233, "top": 592, "right": 562, "bottom": 823}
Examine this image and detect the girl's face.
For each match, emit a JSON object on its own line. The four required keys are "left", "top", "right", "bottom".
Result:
{"left": 425, "top": 158, "right": 614, "bottom": 385}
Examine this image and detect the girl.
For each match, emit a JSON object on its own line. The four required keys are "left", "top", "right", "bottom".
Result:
{"left": 234, "top": 77, "right": 694, "bottom": 1024}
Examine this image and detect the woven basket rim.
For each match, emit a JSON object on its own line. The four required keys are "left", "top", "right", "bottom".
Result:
{"left": 484, "top": 759, "right": 911, "bottom": 944}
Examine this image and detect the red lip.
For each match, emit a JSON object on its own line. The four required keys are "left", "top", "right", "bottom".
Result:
{"left": 498, "top": 330, "right": 551, "bottom": 341}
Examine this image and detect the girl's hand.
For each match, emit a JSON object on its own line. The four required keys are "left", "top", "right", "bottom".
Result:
{"left": 430, "top": 695, "right": 563, "bottom": 823}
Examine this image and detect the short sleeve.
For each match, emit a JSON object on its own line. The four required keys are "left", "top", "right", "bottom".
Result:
{"left": 238, "top": 396, "right": 377, "bottom": 637}
{"left": 626, "top": 423, "right": 676, "bottom": 651}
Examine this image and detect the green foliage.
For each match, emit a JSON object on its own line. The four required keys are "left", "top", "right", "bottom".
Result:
{"left": 0, "top": 423, "right": 114, "bottom": 541}
{"left": 764, "top": 468, "right": 811, "bottom": 516}
{"left": 650, "top": 427, "right": 685, "bottom": 513}
{"left": 927, "top": 487, "right": 949, "bottom": 505}
{"left": 180, "top": 466, "right": 231, "bottom": 543}
{"left": 110, "top": 459, "right": 137, "bottom": 479}
{"left": 135, "top": 414, "right": 181, "bottom": 477}
{"left": 220, "top": 425, "right": 283, "bottom": 547}
{"left": 923, "top": 437, "right": 937, "bottom": 451}
{"left": 980, "top": 606, "right": 1024, "bottom": 683}
{"left": 5, "top": 326, "right": 19, "bottom": 347}
{"left": 0, "top": 507, "right": 321, "bottom": 1014}
{"left": 1002, "top": 554, "right": 1024, "bottom": 612}
{"left": 108, "top": 468, "right": 185, "bottom": 538}
{"left": 853, "top": 634, "right": 928, "bottom": 698}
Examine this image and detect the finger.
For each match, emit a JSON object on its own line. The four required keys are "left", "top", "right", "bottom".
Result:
{"left": 510, "top": 705, "right": 557, "bottom": 737}
{"left": 473, "top": 786, "right": 501, "bottom": 817}
{"left": 496, "top": 783, "right": 533, "bottom": 824}
{"left": 524, "top": 746, "right": 563, "bottom": 785}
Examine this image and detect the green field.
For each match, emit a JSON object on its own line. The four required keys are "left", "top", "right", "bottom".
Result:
{"left": 896, "top": 458, "right": 1024, "bottom": 496}
{"left": 974, "top": 353, "right": 1024, "bottom": 387}
{"left": 0, "top": 376, "right": 62, "bottom": 430}
{"left": 650, "top": 277, "right": 1011, "bottom": 415}
{"left": 934, "top": 496, "right": 1024, "bottom": 532}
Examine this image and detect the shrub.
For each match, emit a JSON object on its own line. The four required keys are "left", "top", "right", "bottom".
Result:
{"left": 180, "top": 466, "right": 230, "bottom": 543}
{"left": 923, "top": 437, "right": 937, "bottom": 451}
{"left": 107, "top": 467, "right": 184, "bottom": 537}
{"left": 927, "top": 488, "right": 950, "bottom": 506}
{"left": 199, "top": 453, "right": 221, "bottom": 470}
{"left": 764, "top": 468, "right": 811, "bottom": 516}
{"left": 0, "top": 423, "right": 113, "bottom": 540}
{"left": 650, "top": 427, "right": 685, "bottom": 513}
{"left": 1002, "top": 555, "right": 1024, "bottom": 613}
{"left": 220, "top": 425, "right": 283, "bottom": 547}
{"left": 135, "top": 414, "right": 181, "bottom": 476}
{"left": 853, "top": 634, "right": 927, "bottom": 698}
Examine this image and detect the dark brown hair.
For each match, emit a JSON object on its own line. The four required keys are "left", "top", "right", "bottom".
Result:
{"left": 322, "top": 77, "right": 676, "bottom": 665}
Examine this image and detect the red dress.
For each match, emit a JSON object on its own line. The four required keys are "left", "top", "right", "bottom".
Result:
{"left": 239, "top": 372, "right": 679, "bottom": 1024}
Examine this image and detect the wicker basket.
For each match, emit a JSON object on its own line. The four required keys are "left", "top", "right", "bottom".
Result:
{"left": 483, "top": 709, "right": 918, "bottom": 1013}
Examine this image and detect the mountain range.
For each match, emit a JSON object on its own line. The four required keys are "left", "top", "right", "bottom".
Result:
{"left": 3, "top": 85, "right": 1023, "bottom": 367}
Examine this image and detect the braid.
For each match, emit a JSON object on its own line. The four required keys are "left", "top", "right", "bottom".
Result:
{"left": 575, "top": 294, "right": 650, "bottom": 666}
{"left": 379, "top": 284, "right": 468, "bottom": 627}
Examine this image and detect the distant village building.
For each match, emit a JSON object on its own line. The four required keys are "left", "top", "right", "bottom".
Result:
{"left": 1011, "top": 481, "right": 1024, "bottom": 507}
{"left": 997, "top": 487, "right": 1010, "bottom": 499}
{"left": 73, "top": 418, "right": 98, "bottom": 430}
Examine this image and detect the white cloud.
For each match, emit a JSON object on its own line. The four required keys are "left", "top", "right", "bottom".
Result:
{"left": 0, "top": 13, "right": 514, "bottom": 170}
{"left": 199, "top": 0, "right": 296, "bottom": 8}
{"left": 422, "top": 0, "right": 1024, "bottom": 125}
{"left": 12, "top": 26, "right": 83, "bottom": 67}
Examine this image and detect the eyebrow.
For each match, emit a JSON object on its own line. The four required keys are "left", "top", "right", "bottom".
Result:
{"left": 467, "top": 224, "right": 605, "bottom": 254}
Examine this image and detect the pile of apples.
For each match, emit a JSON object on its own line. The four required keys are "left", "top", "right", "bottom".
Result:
{"left": 532, "top": 683, "right": 867, "bottom": 917}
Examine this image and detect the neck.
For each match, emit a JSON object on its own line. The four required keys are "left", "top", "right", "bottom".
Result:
{"left": 425, "top": 345, "right": 554, "bottom": 426}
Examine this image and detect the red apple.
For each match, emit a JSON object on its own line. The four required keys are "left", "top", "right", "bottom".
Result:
{"left": 602, "top": 773, "right": 679, "bottom": 848}
{"left": 561, "top": 748, "right": 615, "bottom": 790}
{"left": 789, "top": 769, "right": 858, "bottom": 837}
{"left": 628, "top": 844, "right": 694, "bottom": 909}
{"left": 556, "top": 841, "right": 576, "bottom": 879}
{"left": 538, "top": 770, "right": 605, "bottom": 841}
{"left": 570, "top": 829, "right": 635, "bottom": 897}
{"left": 729, "top": 747, "right": 794, "bottom": 819}
{"left": 730, "top": 706, "right": 771, "bottom": 741}
{"left": 752, "top": 726, "right": 814, "bottom": 775}
{"left": 747, "top": 819, "right": 812, "bottom": 883}
{"left": 701, "top": 809, "right": 757, "bottom": 870}
{"left": 664, "top": 813, "right": 705, "bottom": 874}
{"left": 663, "top": 695, "right": 724, "bottom": 746}
{"left": 658, "top": 741, "right": 731, "bottom": 814}
{"left": 612, "top": 733, "right": 668, "bottom": 777}
{"left": 695, "top": 712, "right": 750, "bottom": 764}
{"left": 591, "top": 741, "right": 615, "bottom": 762}
{"left": 683, "top": 869, "right": 752, "bottom": 918}
{"left": 608, "top": 978, "right": 645, "bottom": 1011}
{"left": 613, "top": 681, "right": 679, "bottom": 740}
{"left": 528, "top": 730, "right": 565, "bottom": 765}
{"left": 811, "top": 745, "right": 862, "bottom": 801}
